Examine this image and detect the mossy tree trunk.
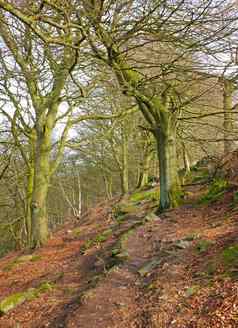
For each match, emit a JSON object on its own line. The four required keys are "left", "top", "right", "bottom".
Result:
{"left": 112, "top": 58, "right": 181, "bottom": 209}
{"left": 25, "top": 165, "right": 34, "bottom": 245}
{"left": 0, "top": 15, "right": 79, "bottom": 247}
{"left": 153, "top": 110, "right": 180, "bottom": 210}
{"left": 31, "top": 121, "right": 52, "bottom": 247}
{"left": 121, "top": 122, "right": 129, "bottom": 194}
{"left": 103, "top": 174, "right": 113, "bottom": 199}
{"left": 137, "top": 133, "right": 153, "bottom": 189}
{"left": 137, "top": 151, "right": 153, "bottom": 189}
{"left": 109, "top": 120, "right": 130, "bottom": 196}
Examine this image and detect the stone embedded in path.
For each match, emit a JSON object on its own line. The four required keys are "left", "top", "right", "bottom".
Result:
{"left": 138, "top": 258, "right": 161, "bottom": 276}
{"left": 145, "top": 213, "right": 161, "bottom": 222}
{"left": 174, "top": 240, "right": 191, "bottom": 249}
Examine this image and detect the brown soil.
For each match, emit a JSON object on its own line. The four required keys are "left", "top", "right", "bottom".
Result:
{"left": 1, "top": 189, "right": 238, "bottom": 327}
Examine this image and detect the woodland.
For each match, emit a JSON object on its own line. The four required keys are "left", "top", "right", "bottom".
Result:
{"left": 0, "top": 1, "right": 238, "bottom": 327}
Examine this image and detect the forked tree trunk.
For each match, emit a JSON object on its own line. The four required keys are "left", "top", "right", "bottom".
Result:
{"left": 154, "top": 114, "right": 180, "bottom": 210}
{"left": 111, "top": 55, "right": 181, "bottom": 209}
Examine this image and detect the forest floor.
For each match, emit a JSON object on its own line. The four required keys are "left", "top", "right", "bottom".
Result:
{"left": 1, "top": 174, "right": 238, "bottom": 327}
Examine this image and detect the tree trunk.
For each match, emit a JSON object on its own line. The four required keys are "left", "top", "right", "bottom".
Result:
{"left": 137, "top": 151, "right": 153, "bottom": 189}
{"left": 121, "top": 126, "right": 129, "bottom": 194}
{"left": 25, "top": 166, "right": 34, "bottom": 245}
{"left": 154, "top": 114, "right": 181, "bottom": 210}
{"left": 31, "top": 130, "right": 51, "bottom": 247}
{"left": 120, "top": 170, "right": 129, "bottom": 195}
{"left": 223, "top": 79, "right": 234, "bottom": 154}
{"left": 182, "top": 142, "right": 190, "bottom": 173}
{"left": 76, "top": 171, "right": 82, "bottom": 218}
{"left": 103, "top": 174, "right": 113, "bottom": 200}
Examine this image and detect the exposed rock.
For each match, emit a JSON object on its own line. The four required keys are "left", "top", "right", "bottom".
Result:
{"left": 174, "top": 240, "right": 191, "bottom": 249}
{"left": 145, "top": 213, "right": 160, "bottom": 222}
{"left": 138, "top": 258, "right": 161, "bottom": 276}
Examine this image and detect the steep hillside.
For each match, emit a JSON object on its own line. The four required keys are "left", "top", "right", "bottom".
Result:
{"left": 0, "top": 171, "right": 238, "bottom": 327}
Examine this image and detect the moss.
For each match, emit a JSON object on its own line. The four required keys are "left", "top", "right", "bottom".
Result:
{"left": 23, "top": 282, "right": 54, "bottom": 300}
{"left": 130, "top": 189, "right": 159, "bottom": 203}
{"left": 138, "top": 258, "right": 161, "bottom": 276}
{"left": 30, "top": 255, "right": 42, "bottom": 262}
{"left": 80, "top": 229, "right": 113, "bottom": 254}
{"left": 3, "top": 254, "right": 42, "bottom": 271}
{"left": 110, "top": 250, "right": 129, "bottom": 262}
{"left": 221, "top": 244, "right": 238, "bottom": 279}
{"left": 191, "top": 164, "right": 199, "bottom": 172}
{"left": 222, "top": 244, "right": 238, "bottom": 268}
{"left": 113, "top": 203, "right": 138, "bottom": 218}
{"left": 37, "top": 282, "right": 54, "bottom": 293}
{"left": 3, "top": 262, "right": 18, "bottom": 272}
{"left": 63, "top": 287, "right": 76, "bottom": 296}
{"left": 120, "top": 228, "right": 136, "bottom": 247}
{"left": 146, "top": 282, "right": 157, "bottom": 290}
{"left": 94, "top": 229, "right": 112, "bottom": 244}
{"left": 115, "top": 215, "right": 126, "bottom": 224}
{"left": 0, "top": 282, "right": 54, "bottom": 315}
{"left": 206, "top": 262, "right": 217, "bottom": 276}
{"left": 200, "top": 178, "right": 229, "bottom": 204}
{"left": 231, "top": 191, "right": 238, "bottom": 207}
{"left": 184, "top": 233, "right": 200, "bottom": 241}
{"left": 55, "top": 272, "right": 64, "bottom": 280}
{"left": 0, "top": 292, "right": 27, "bottom": 314}
{"left": 184, "top": 285, "right": 200, "bottom": 297}
{"left": 192, "top": 169, "right": 210, "bottom": 183}
{"left": 171, "top": 189, "right": 185, "bottom": 207}
{"left": 72, "top": 227, "right": 81, "bottom": 237}
{"left": 195, "top": 239, "right": 213, "bottom": 253}
{"left": 111, "top": 248, "right": 121, "bottom": 257}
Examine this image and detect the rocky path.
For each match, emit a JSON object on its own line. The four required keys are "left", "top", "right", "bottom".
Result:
{"left": 1, "top": 190, "right": 238, "bottom": 327}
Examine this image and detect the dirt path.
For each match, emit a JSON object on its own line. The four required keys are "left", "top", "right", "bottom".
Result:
{"left": 1, "top": 192, "right": 238, "bottom": 327}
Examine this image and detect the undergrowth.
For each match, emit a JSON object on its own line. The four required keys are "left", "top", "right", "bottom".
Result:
{"left": 199, "top": 178, "right": 229, "bottom": 204}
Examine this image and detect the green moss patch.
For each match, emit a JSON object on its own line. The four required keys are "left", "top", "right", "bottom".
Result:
{"left": 199, "top": 179, "right": 229, "bottom": 204}
{"left": 205, "top": 262, "right": 217, "bottom": 276}
{"left": 138, "top": 258, "right": 161, "bottom": 276}
{"left": 184, "top": 233, "right": 200, "bottom": 241}
{"left": 222, "top": 244, "right": 238, "bottom": 268}
{"left": 231, "top": 191, "right": 238, "bottom": 208}
{"left": 192, "top": 169, "right": 210, "bottom": 183}
{"left": 72, "top": 227, "right": 81, "bottom": 237}
{"left": 130, "top": 189, "right": 159, "bottom": 203}
{"left": 94, "top": 229, "right": 113, "bottom": 243}
{"left": 0, "top": 292, "right": 27, "bottom": 315}
{"left": 113, "top": 203, "right": 138, "bottom": 218}
{"left": 3, "top": 254, "right": 42, "bottom": 271}
{"left": 195, "top": 239, "right": 214, "bottom": 253}
{"left": 80, "top": 229, "right": 113, "bottom": 254}
{"left": 0, "top": 282, "right": 54, "bottom": 315}
{"left": 184, "top": 285, "right": 200, "bottom": 297}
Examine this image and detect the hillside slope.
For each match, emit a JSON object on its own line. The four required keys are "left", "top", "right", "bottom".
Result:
{"left": 0, "top": 180, "right": 238, "bottom": 327}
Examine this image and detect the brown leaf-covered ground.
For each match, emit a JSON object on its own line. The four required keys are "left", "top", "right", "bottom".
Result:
{"left": 0, "top": 186, "right": 238, "bottom": 328}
